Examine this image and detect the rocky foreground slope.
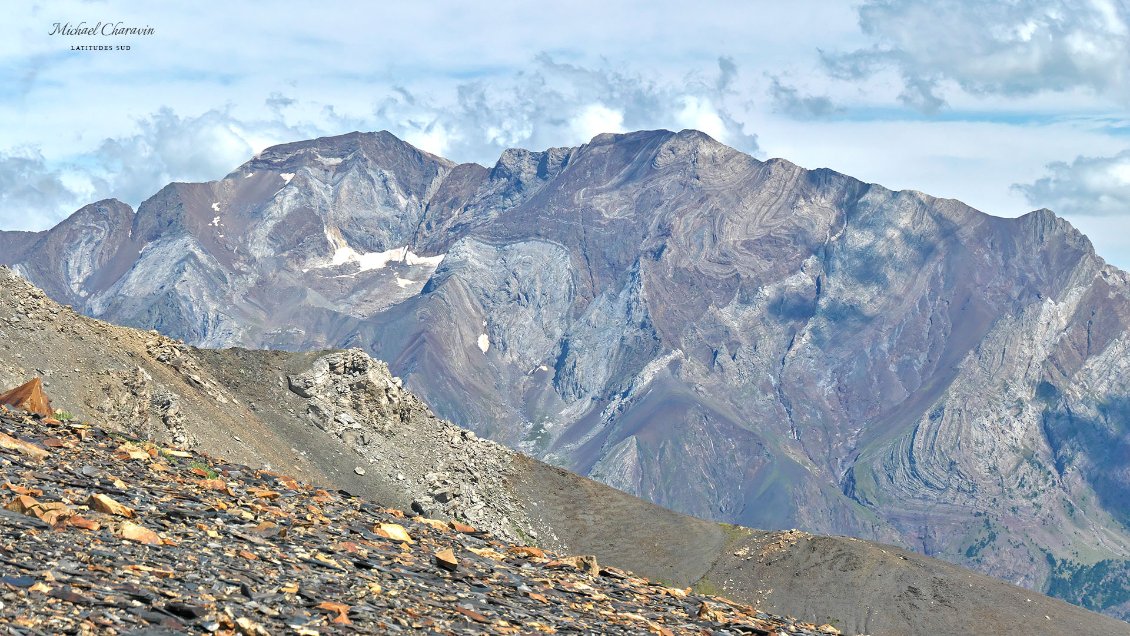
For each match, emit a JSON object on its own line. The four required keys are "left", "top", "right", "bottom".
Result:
{"left": 3, "top": 130, "right": 1130, "bottom": 614}
{"left": 1, "top": 267, "right": 1127, "bottom": 634}
{"left": 0, "top": 408, "right": 841, "bottom": 635}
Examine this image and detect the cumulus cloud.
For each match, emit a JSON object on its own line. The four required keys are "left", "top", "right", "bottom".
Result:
{"left": 369, "top": 55, "right": 758, "bottom": 164}
{"left": 1, "top": 56, "right": 759, "bottom": 230}
{"left": 768, "top": 77, "right": 841, "bottom": 119}
{"left": 571, "top": 104, "right": 626, "bottom": 141}
{"left": 1014, "top": 149, "right": 1130, "bottom": 216}
{"left": 824, "top": 0, "right": 1130, "bottom": 110}
{"left": 0, "top": 148, "right": 85, "bottom": 230}
{"left": 0, "top": 108, "right": 310, "bottom": 230}
{"left": 87, "top": 108, "right": 260, "bottom": 205}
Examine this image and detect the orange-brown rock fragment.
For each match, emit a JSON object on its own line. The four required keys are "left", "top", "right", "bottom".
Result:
{"left": 0, "top": 378, "right": 53, "bottom": 417}
{"left": 434, "top": 548, "right": 459, "bottom": 572}
{"left": 67, "top": 516, "right": 101, "bottom": 531}
{"left": 86, "top": 493, "right": 135, "bottom": 518}
{"left": 450, "top": 520, "right": 476, "bottom": 534}
{"left": 118, "top": 521, "right": 162, "bottom": 545}
{"left": 546, "top": 555, "right": 600, "bottom": 577}
{"left": 507, "top": 545, "right": 546, "bottom": 559}
{"left": 0, "top": 431, "right": 49, "bottom": 461}
{"left": 5, "top": 495, "right": 72, "bottom": 525}
{"left": 4, "top": 495, "right": 41, "bottom": 514}
{"left": 374, "top": 523, "right": 412, "bottom": 543}
{"left": 316, "top": 601, "right": 351, "bottom": 624}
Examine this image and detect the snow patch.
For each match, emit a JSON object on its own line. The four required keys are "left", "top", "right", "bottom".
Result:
{"left": 324, "top": 242, "right": 445, "bottom": 273}
{"left": 477, "top": 334, "right": 490, "bottom": 354}
{"left": 332, "top": 245, "right": 405, "bottom": 271}
{"left": 395, "top": 277, "right": 414, "bottom": 288}
{"left": 209, "top": 216, "right": 221, "bottom": 227}
{"left": 403, "top": 250, "right": 445, "bottom": 267}
{"left": 244, "top": 172, "right": 254, "bottom": 179}
{"left": 280, "top": 172, "right": 295, "bottom": 184}
{"left": 211, "top": 202, "right": 220, "bottom": 212}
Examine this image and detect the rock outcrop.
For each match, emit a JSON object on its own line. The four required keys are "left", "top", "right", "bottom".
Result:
{"left": 282, "top": 349, "right": 546, "bottom": 543}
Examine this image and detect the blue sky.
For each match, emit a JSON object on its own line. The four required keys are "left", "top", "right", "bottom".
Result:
{"left": 3, "top": 0, "right": 1130, "bottom": 269}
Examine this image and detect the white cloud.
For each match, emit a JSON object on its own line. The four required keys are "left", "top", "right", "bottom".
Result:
{"left": 351, "top": 55, "right": 758, "bottom": 164}
{"left": 1014, "top": 149, "right": 1130, "bottom": 216}
{"left": 401, "top": 121, "right": 452, "bottom": 158}
{"left": 571, "top": 104, "right": 625, "bottom": 142}
{"left": 748, "top": 111, "right": 1130, "bottom": 217}
{"left": 88, "top": 108, "right": 258, "bottom": 204}
{"left": 824, "top": 0, "right": 1130, "bottom": 110}
{"left": 675, "top": 97, "right": 725, "bottom": 140}
{"left": 0, "top": 148, "right": 84, "bottom": 230}
{"left": 0, "top": 108, "right": 310, "bottom": 229}
{"left": 0, "top": 55, "right": 758, "bottom": 231}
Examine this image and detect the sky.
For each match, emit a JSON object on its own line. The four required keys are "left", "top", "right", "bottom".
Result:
{"left": 3, "top": 0, "right": 1130, "bottom": 268}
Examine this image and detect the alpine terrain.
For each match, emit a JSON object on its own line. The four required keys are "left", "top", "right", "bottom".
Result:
{"left": 2, "top": 265, "right": 1128, "bottom": 635}
{"left": 3, "top": 129, "right": 1130, "bottom": 618}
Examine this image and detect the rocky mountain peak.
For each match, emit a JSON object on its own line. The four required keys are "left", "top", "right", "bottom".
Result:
{"left": 59, "top": 198, "right": 134, "bottom": 227}
{"left": 0, "top": 198, "right": 140, "bottom": 306}
{"left": 586, "top": 128, "right": 675, "bottom": 146}
{"left": 1016, "top": 206, "right": 1095, "bottom": 252}
{"left": 661, "top": 128, "right": 733, "bottom": 154}
{"left": 489, "top": 146, "right": 574, "bottom": 184}
{"left": 575, "top": 128, "right": 739, "bottom": 172}
{"left": 240, "top": 130, "right": 454, "bottom": 176}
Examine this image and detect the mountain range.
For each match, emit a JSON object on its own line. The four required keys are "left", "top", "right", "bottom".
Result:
{"left": 3, "top": 264, "right": 1129, "bottom": 634}
{"left": 3, "top": 129, "right": 1130, "bottom": 618}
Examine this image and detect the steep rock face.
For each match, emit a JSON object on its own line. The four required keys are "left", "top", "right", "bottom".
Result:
{"left": 0, "top": 199, "right": 138, "bottom": 306}
{"left": 7, "top": 129, "right": 1130, "bottom": 617}
{"left": 73, "top": 132, "right": 457, "bottom": 347}
{"left": 0, "top": 231, "right": 37, "bottom": 263}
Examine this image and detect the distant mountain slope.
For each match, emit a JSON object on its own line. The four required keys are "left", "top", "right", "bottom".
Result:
{"left": 4, "top": 130, "right": 1130, "bottom": 617}
{"left": 1, "top": 266, "right": 1127, "bottom": 635}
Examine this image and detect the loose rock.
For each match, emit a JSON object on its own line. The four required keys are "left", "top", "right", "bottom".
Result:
{"left": 0, "top": 404, "right": 857, "bottom": 635}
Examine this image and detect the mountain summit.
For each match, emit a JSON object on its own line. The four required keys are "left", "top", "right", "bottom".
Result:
{"left": 4, "top": 129, "right": 1130, "bottom": 617}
